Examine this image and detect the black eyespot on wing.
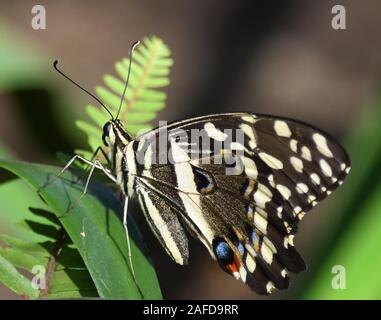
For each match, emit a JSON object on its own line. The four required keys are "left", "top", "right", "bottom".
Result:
{"left": 191, "top": 165, "right": 217, "bottom": 195}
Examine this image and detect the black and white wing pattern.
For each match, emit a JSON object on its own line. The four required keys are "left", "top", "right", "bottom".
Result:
{"left": 125, "top": 112, "right": 351, "bottom": 294}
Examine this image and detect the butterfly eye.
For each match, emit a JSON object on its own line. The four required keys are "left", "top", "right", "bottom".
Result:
{"left": 102, "top": 122, "right": 112, "bottom": 146}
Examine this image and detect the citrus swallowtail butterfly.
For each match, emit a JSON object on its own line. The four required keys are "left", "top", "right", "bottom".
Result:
{"left": 53, "top": 47, "right": 350, "bottom": 295}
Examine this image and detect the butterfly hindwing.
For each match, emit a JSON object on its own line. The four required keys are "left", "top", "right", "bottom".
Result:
{"left": 126, "top": 112, "right": 350, "bottom": 294}
{"left": 135, "top": 178, "right": 190, "bottom": 265}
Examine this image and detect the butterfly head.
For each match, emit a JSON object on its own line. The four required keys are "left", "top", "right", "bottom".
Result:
{"left": 102, "top": 119, "right": 131, "bottom": 147}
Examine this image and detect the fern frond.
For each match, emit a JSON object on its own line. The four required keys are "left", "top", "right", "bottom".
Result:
{"left": 76, "top": 36, "right": 173, "bottom": 155}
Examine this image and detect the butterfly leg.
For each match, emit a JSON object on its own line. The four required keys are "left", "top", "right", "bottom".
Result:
{"left": 67, "top": 159, "right": 116, "bottom": 212}
{"left": 38, "top": 154, "right": 116, "bottom": 214}
{"left": 72, "top": 146, "right": 111, "bottom": 185}
{"left": 58, "top": 155, "right": 115, "bottom": 182}
{"left": 38, "top": 154, "right": 116, "bottom": 193}
{"left": 122, "top": 195, "right": 136, "bottom": 279}
{"left": 66, "top": 159, "right": 97, "bottom": 212}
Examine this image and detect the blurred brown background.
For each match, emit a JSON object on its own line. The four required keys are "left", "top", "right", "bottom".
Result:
{"left": 0, "top": 0, "right": 380, "bottom": 299}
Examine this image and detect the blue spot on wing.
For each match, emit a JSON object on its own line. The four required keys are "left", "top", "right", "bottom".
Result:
{"left": 214, "top": 240, "right": 234, "bottom": 264}
{"left": 237, "top": 242, "right": 244, "bottom": 255}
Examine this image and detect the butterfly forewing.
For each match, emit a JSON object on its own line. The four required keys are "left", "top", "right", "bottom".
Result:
{"left": 120, "top": 112, "right": 350, "bottom": 294}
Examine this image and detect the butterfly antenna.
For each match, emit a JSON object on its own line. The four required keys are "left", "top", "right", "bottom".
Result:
{"left": 115, "top": 40, "right": 140, "bottom": 120}
{"left": 53, "top": 60, "right": 114, "bottom": 120}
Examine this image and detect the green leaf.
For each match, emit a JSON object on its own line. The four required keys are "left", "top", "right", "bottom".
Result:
{"left": 0, "top": 160, "right": 162, "bottom": 299}
{"left": 48, "top": 269, "right": 97, "bottom": 294}
{"left": 0, "top": 179, "right": 52, "bottom": 242}
{"left": 0, "top": 234, "right": 54, "bottom": 255}
{"left": 0, "top": 254, "right": 39, "bottom": 298}
{"left": 78, "top": 36, "right": 172, "bottom": 152}
{"left": 0, "top": 200, "right": 98, "bottom": 298}
{"left": 0, "top": 173, "right": 98, "bottom": 298}
{"left": 0, "top": 247, "right": 48, "bottom": 271}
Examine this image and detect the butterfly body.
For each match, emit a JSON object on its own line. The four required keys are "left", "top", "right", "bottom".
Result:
{"left": 101, "top": 112, "right": 351, "bottom": 295}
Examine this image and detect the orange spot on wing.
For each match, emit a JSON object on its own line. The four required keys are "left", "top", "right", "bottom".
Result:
{"left": 226, "top": 255, "right": 241, "bottom": 274}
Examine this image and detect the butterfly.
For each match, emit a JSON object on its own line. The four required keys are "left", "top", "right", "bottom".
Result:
{"left": 52, "top": 42, "right": 351, "bottom": 295}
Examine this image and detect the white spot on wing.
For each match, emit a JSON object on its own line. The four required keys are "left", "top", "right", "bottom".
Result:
{"left": 277, "top": 206, "right": 283, "bottom": 219}
{"left": 297, "top": 212, "right": 305, "bottom": 220}
{"left": 313, "top": 133, "right": 333, "bottom": 158}
{"left": 254, "top": 212, "right": 268, "bottom": 234}
{"left": 290, "top": 139, "right": 298, "bottom": 153}
{"left": 259, "top": 152, "right": 284, "bottom": 170}
{"left": 240, "top": 123, "right": 257, "bottom": 149}
{"left": 319, "top": 159, "right": 333, "bottom": 177}
{"left": 263, "top": 236, "right": 277, "bottom": 253}
{"left": 266, "top": 281, "right": 275, "bottom": 293}
{"left": 204, "top": 122, "right": 228, "bottom": 141}
{"left": 283, "top": 237, "right": 289, "bottom": 248}
{"left": 230, "top": 142, "right": 245, "bottom": 150}
{"left": 245, "top": 254, "right": 256, "bottom": 273}
{"left": 261, "top": 243, "right": 273, "bottom": 264}
{"left": 268, "top": 174, "right": 275, "bottom": 187}
{"left": 301, "top": 146, "right": 312, "bottom": 161}
{"left": 276, "top": 184, "right": 291, "bottom": 200}
{"left": 243, "top": 157, "right": 258, "bottom": 180}
{"left": 274, "top": 120, "right": 292, "bottom": 138}
{"left": 294, "top": 206, "right": 302, "bottom": 214}
{"left": 310, "top": 173, "right": 321, "bottom": 185}
{"left": 288, "top": 235, "right": 295, "bottom": 246}
{"left": 253, "top": 183, "right": 272, "bottom": 209}
{"left": 245, "top": 243, "right": 257, "bottom": 258}
{"left": 239, "top": 266, "right": 247, "bottom": 282}
{"left": 296, "top": 182, "right": 309, "bottom": 194}
{"left": 290, "top": 156, "right": 303, "bottom": 173}
{"left": 242, "top": 115, "right": 257, "bottom": 124}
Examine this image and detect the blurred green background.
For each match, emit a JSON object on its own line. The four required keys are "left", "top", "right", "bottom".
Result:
{"left": 0, "top": 0, "right": 381, "bottom": 299}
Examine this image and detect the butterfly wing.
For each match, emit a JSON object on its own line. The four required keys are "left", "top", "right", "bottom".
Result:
{"left": 128, "top": 112, "right": 351, "bottom": 294}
